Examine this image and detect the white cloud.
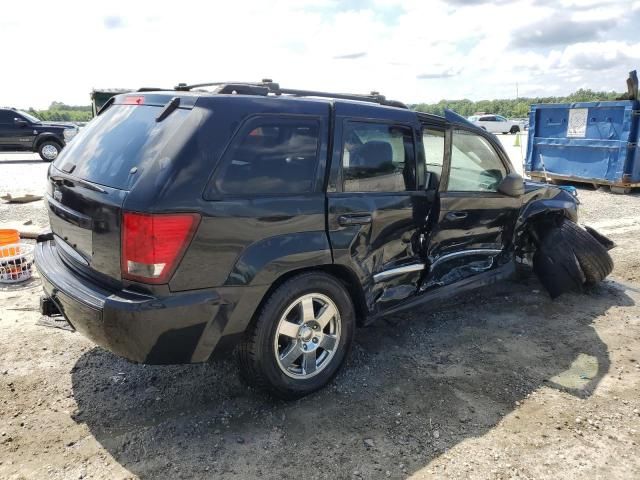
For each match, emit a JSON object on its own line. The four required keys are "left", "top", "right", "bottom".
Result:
{"left": 556, "top": 41, "right": 640, "bottom": 71}
{"left": 0, "top": 0, "right": 637, "bottom": 109}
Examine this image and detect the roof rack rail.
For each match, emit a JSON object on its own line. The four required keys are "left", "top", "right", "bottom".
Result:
{"left": 172, "top": 79, "right": 408, "bottom": 108}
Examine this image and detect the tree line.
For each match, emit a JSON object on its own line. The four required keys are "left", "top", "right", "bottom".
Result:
{"left": 24, "top": 88, "right": 627, "bottom": 122}
{"left": 412, "top": 88, "right": 624, "bottom": 118}
{"left": 24, "top": 101, "right": 93, "bottom": 122}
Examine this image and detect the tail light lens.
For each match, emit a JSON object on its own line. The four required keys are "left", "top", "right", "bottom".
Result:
{"left": 121, "top": 212, "right": 200, "bottom": 284}
{"left": 122, "top": 95, "right": 145, "bottom": 105}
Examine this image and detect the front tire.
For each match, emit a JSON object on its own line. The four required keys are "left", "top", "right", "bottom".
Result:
{"left": 38, "top": 140, "right": 62, "bottom": 162}
{"left": 533, "top": 219, "right": 614, "bottom": 297}
{"left": 510, "top": 126, "right": 520, "bottom": 134}
{"left": 238, "top": 272, "right": 355, "bottom": 399}
{"left": 560, "top": 221, "right": 613, "bottom": 284}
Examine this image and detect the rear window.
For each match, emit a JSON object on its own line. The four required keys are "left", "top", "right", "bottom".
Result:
{"left": 54, "top": 104, "right": 190, "bottom": 190}
{"left": 211, "top": 117, "right": 320, "bottom": 196}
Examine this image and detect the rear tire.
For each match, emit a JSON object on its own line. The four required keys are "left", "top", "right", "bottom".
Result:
{"left": 237, "top": 272, "right": 355, "bottom": 399}
{"left": 38, "top": 140, "right": 62, "bottom": 162}
{"left": 510, "top": 126, "right": 520, "bottom": 134}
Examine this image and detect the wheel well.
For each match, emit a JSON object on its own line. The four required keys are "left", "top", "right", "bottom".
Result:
{"left": 247, "top": 265, "right": 369, "bottom": 330}
{"left": 517, "top": 211, "right": 567, "bottom": 250}
{"left": 36, "top": 135, "right": 62, "bottom": 149}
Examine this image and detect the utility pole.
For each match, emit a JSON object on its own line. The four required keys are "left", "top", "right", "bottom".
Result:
{"left": 516, "top": 82, "right": 519, "bottom": 99}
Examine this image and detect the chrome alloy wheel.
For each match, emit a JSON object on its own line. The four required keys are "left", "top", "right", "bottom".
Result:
{"left": 274, "top": 293, "right": 341, "bottom": 379}
{"left": 41, "top": 144, "right": 59, "bottom": 160}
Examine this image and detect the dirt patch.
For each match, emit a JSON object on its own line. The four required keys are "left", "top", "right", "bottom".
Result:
{"left": 1, "top": 160, "right": 639, "bottom": 479}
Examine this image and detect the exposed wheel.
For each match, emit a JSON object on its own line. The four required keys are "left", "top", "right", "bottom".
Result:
{"left": 510, "top": 126, "right": 520, "bottom": 134}
{"left": 533, "top": 227, "right": 584, "bottom": 298}
{"left": 38, "top": 140, "right": 61, "bottom": 162}
{"left": 559, "top": 220, "right": 613, "bottom": 285}
{"left": 533, "top": 219, "right": 614, "bottom": 297}
{"left": 238, "top": 272, "right": 355, "bottom": 399}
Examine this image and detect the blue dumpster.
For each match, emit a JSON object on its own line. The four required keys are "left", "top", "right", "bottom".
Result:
{"left": 525, "top": 100, "right": 640, "bottom": 191}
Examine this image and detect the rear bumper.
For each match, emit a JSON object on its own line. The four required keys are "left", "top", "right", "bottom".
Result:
{"left": 35, "top": 239, "right": 261, "bottom": 364}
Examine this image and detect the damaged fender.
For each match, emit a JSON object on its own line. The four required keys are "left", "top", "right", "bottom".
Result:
{"left": 514, "top": 183, "right": 614, "bottom": 297}
{"left": 514, "top": 183, "right": 579, "bottom": 235}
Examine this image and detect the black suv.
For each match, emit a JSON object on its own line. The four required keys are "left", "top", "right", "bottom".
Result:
{"left": 0, "top": 108, "right": 78, "bottom": 161}
{"left": 35, "top": 81, "right": 613, "bottom": 398}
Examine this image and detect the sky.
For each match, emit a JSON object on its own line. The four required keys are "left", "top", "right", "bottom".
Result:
{"left": 1, "top": 0, "right": 639, "bottom": 109}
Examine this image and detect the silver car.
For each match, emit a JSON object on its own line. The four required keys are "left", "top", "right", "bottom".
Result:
{"left": 468, "top": 114, "right": 522, "bottom": 134}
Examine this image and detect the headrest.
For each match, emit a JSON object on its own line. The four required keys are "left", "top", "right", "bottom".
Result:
{"left": 353, "top": 140, "right": 393, "bottom": 169}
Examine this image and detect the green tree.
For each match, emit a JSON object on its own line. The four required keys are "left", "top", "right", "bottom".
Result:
{"left": 413, "top": 89, "right": 624, "bottom": 118}
{"left": 21, "top": 102, "right": 93, "bottom": 123}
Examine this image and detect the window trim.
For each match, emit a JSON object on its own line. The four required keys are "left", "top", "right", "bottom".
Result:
{"left": 441, "top": 127, "right": 512, "bottom": 194}
{"left": 420, "top": 124, "right": 447, "bottom": 190}
{"left": 339, "top": 119, "right": 417, "bottom": 194}
{"left": 205, "top": 114, "right": 324, "bottom": 200}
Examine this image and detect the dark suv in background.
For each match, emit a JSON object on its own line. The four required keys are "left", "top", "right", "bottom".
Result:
{"left": 35, "top": 81, "right": 613, "bottom": 398}
{"left": 0, "top": 107, "right": 78, "bottom": 161}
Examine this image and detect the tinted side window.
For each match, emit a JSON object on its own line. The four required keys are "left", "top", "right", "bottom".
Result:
{"left": 342, "top": 122, "right": 414, "bottom": 192}
{"left": 422, "top": 128, "right": 445, "bottom": 182}
{"left": 214, "top": 118, "right": 320, "bottom": 195}
{"left": 0, "top": 110, "right": 13, "bottom": 123}
{"left": 447, "top": 130, "right": 506, "bottom": 192}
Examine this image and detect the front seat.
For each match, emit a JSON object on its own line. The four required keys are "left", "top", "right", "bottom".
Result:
{"left": 350, "top": 140, "right": 393, "bottom": 171}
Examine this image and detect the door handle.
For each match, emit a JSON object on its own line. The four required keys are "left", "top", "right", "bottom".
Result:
{"left": 445, "top": 211, "right": 468, "bottom": 221}
{"left": 338, "top": 214, "right": 372, "bottom": 226}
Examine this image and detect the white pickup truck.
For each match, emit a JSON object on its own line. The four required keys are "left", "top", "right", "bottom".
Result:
{"left": 468, "top": 114, "right": 522, "bottom": 134}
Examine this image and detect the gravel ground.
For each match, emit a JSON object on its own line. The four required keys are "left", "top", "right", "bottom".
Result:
{"left": 0, "top": 153, "right": 49, "bottom": 233}
{"left": 1, "top": 151, "right": 639, "bottom": 480}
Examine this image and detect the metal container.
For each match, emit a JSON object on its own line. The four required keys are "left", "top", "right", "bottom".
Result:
{"left": 525, "top": 100, "right": 640, "bottom": 192}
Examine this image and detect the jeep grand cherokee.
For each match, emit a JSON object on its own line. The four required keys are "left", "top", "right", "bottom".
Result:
{"left": 35, "top": 81, "right": 613, "bottom": 398}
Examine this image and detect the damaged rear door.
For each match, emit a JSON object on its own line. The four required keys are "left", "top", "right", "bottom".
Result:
{"left": 327, "top": 106, "right": 435, "bottom": 314}
{"left": 423, "top": 128, "right": 522, "bottom": 289}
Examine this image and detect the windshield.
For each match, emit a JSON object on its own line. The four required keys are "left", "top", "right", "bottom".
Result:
{"left": 53, "top": 104, "right": 191, "bottom": 190}
{"left": 18, "top": 110, "right": 41, "bottom": 123}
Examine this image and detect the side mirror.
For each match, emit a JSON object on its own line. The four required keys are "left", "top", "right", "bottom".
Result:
{"left": 497, "top": 173, "right": 525, "bottom": 197}
{"left": 14, "top": 118, "right": 28, "bottom": 127}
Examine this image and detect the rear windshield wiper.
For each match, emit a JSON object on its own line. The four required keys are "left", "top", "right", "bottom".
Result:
{"left": 156, "top": 97, "right": 180, "bottom": 122}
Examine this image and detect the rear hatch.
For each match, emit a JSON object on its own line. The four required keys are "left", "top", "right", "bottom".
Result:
{"left": 46, "top": 93, "right": 198, "bottom": 285}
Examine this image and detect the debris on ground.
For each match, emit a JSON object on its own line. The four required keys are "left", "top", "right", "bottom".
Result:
{"left": 1, "top": 193, "right": 43, "bottom": 204}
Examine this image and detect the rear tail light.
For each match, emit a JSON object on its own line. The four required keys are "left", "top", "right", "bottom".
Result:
{"left": 121, "top": 212, "right": 200, "bottom": 284}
